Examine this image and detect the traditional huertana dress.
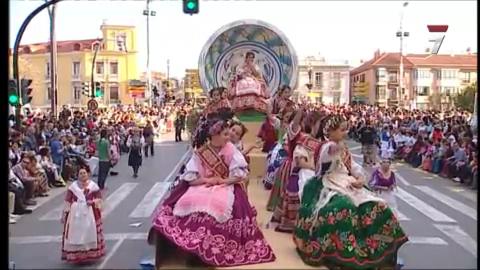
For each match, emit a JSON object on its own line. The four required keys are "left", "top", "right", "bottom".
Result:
{"left": 204, "top": 99, "right": 232, "bottom": 119}
{"left": 150, "top": 142, "right": 275, "bottom": 267}
{"left": 266, "top": 125, "right": 298, "bottom": 212}
{"left": 61, "top": 180, "right": 105, "bottom": 263}
{"left": 271, "top": 126, "right": 323, "bottom": 232}
{"left": 369, "top": 168, "right": 398, "bottom": 216}
{"left": 263, "top": 117, "right": 288, "bottom": 190}
{"left": 293, "top": 141, "right": 408, "bottom": 269}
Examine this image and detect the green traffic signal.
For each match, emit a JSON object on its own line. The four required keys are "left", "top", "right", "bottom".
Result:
{"left": 9, "top": 94, "right": 19, "bottom": 106}
{"left": 183, "top": 0, "right": 199, "bottom": 14}
{"left": 186, "top": 1, "right": 196, "bottom": 9}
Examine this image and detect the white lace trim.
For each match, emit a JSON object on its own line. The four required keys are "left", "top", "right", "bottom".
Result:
{"left": 173, "top": 185, "right": 235, "bottom": 223}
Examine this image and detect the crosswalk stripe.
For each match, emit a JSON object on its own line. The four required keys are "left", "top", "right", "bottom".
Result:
{"left": 434, "top": 224, "right": 477, "bottom": 257}
{"left": 10, "top": 233, "right": 149, "bottom": 244}
{"left": 396, "top": 187, "right": 456, "bottom": 223}
{"left": 129, "top": 182, "right": 170, "bottom": 218}
{"left": 396, "top": 209, "right": 410, "bottom": 221}
{"left": 445, "top": 186, "right": 477, "bottom": 202}
{"left": 394, "top": 172, "right": 411, "bottom": 186}
{"left": 406, "top": 236, "right": 448, "bottom": 245}
{"left": 415, "top": 186, "right": 477, "bottom": 220}
{"left": 40, "top": 183, "right": 138, "bottom": 221}
{"left": 10, "top": 233, "right": 448, "bottom": 247}
{"left": 103, "top": 183, "right": 139, "bottom": 217}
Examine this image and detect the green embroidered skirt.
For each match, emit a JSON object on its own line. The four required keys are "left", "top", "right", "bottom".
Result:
{"left": 293, "top": 176, "right": 408, "bottom": 269}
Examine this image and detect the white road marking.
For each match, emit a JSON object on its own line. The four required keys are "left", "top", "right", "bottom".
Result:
{"left": 163, "top": 148, "right": 192, "bottom": 183}
{"left": 102, "top": 183, "right": 139, "bottom": 217}
{"left": 129, "top": 182, "right": 170, "bottom": 218}
{"left": 446, "top": 186, "right": 477, "bottom": 202}
{"left": 434, "top": 224, "right": 477, "bottom": 257}
{"left": 10, "top": 232, "right": 149, "bottom": 244}
{"left": 98, "top": 238, "right": 125, "bottom": 269}
{"left": 349, "top": 145, "right": 362, "bottom": 151}
{"left": 406, "top": 236, "right": 448, "bottom": 245}
{"left": 40, "top": 183, "right": 138, "bottom": 221}
{"left": 39, "top": 203, "right": 66, "bottom": 221}
{"left": 396, "top": 187, "right": 456, "bottom": 223}
{"left": 415, "top": 186, "right": 477, "bottom": 220}
{"left": 394, "top": 171, "right": 411, "bottom": 186}
{"left": 29, "top": 187, "right": 66, "bottom": 211}
{"left": 396, "top": 209, "right": 410, "bottom": 221}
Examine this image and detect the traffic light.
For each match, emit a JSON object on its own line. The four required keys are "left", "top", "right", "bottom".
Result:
{"left": 8, "top": 80, "right": 19, "bottom": 106}
{"left": 183, "top": 0, "right": 199, "bottom": 15}
{"left": 95, "top": 82, "right": 103, "bottom": 97}
{"left": 21, "top": 78, "right": 33, "bottom": 105}
{"left": 82, "top": 82, "right": 90, "bottom": 96}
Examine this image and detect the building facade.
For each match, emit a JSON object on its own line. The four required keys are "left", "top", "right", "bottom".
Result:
{"left": 350, "top": 51, "right": 477, "bottom": 109}
{"left": 9, "top": 23, "right": 139, "bottom": 108}
{"left": 183, "top": 69, "right": 203, "bottom": 101}
{"left": 296, "top": 56, "right": 351, "bottom": 105}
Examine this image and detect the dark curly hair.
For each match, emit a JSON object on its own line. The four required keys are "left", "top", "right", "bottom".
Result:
{"left": 229, "top": 120, "right": 248, "bottom": 139}
{"left": 209, "top": 87, "right": 221, "bottom": 98}
{"left": 192, "top": 118, "right": 229, "bottom": 149}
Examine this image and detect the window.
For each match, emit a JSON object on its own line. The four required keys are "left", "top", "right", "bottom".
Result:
{"left": 360, "top": 74, "right": 365, "bottom": 82}
{"left": 376, "top": 86, "right": 386, "bottom": 99}
{"left": 460, "top": 72, "right": 471, "bottom": 83}
{"left": 441, "top": 69, "right": 456, "bottom": 79}
{"left": 376, "top": 68, "right": 387, "bottom": 80}
{"left": 414, "top": 69, "right": 431, "bottom": 79}
{"left": 72, "top": 62, "right": 80, "bottom": 79}
{"left": 116, "top": 33, "right": 127, "bottom": 52}
{"left": 333, "top": 72, "right": 341, "bottom": 89}
{"left": 109, "top": 85, "right": 119, "bottom": 102}
{"left": 47, "top": 86, "right": 51, "bottom": 100}
{"left": 442, "top": 87, "right": 455, "bottom": 96}
{"left": 314, "top": 72, "right": 323, "bottom": 88}
{"left": 388, "top": 71, "right": 398, "bottom": 83}
{"left": 332, "top": 92, "right": 341, "bottom": 104}
{"left": 96, "top": 61, "right": 104, "bottom": 74}
{"left": 45, "top": 62, "right": 51, "bottom": 79}
{"left": 110, "top": 62, "right": 118, "bottom": 75}
{"left": 416, "top": 86, "right": 430, "bottom": 96}
{"left": 73, "top": 85, "right": 82, "bottom": 102}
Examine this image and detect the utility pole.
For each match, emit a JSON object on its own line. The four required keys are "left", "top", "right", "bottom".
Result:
{"left": 397, "top": 2, "right": 409, "bottom": 109}
{"left": 46, "top": 1, "right": 58, "bottom": 117}
{"left": 143, "top": 0, "right": 155, "bottom": 106}
{"left": 91, "top": 42, "right": 101, "bottom": 98}
{"left": 12, "top": 0, "right": 64, "bottom": 127}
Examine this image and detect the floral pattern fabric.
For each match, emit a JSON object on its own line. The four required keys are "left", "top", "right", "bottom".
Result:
{"left": 293, "top": 177, "right": 408, "bottom": 269}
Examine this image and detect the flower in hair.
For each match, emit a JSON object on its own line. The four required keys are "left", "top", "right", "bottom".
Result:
{"left": 208, "top": 120, "right": 224, "bottom": 135}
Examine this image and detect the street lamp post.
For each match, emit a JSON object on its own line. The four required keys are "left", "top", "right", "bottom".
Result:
{"left": 143, "top": 0, "right": 156, "bottom": 106}
{"left": 397, "top": 1, "right": 409, "bottom": 109}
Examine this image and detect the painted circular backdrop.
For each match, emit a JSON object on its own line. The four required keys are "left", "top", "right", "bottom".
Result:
{"left": 199, "top": 19, "right": 298, "bottom": 96}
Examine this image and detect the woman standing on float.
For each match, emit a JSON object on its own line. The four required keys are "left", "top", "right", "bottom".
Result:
{"left": 270, "top": 107, "right": 325, "bottom": 232}
{"left": 61, "top": 165, "right": 105, "bottom": 264}
{"left": 149, "top": 118, "right": 275, "bottom": 267}
{"left": 293, "top": 114, "right": 408, "bottom": 269}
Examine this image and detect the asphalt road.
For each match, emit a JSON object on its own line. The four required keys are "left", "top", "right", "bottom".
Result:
{"left": 9, "top": 138, "right": 477, "bottom": 269}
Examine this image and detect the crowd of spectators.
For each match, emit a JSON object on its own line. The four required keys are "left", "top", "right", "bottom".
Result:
{"left": 349, "top": 106, "right": 477, "bottom": 190}
{"left": 8, "top": 103, "right": 188, "bottom": 224}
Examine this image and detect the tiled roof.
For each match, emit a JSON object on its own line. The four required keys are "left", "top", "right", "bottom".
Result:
{"left": 350, "top": 52, "right": 477, "bottom": 75}
{"left": 405, "top": 54, "right": 477, "bottom": 68}
{"left": 11, "top": 39, "right": 102, "bottom": 55}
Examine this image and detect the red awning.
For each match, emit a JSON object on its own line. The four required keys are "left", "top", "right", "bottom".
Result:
{"left": 427, "top": 25, "right": 448, "bottom": 32}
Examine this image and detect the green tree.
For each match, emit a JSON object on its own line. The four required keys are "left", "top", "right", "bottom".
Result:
{"left": 454, "top": 83, "right": 477, "bottom": 112}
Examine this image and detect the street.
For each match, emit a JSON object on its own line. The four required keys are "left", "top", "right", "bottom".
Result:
{"left": 9, "top": 139, "right": 477, "bottom": 269}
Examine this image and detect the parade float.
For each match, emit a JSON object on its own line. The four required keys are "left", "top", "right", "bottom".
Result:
{"left": 148, "top": 20, "right": 304, "bottom": 270}
{"left": 198, "top": 19, "right": 298, "bottom": 148}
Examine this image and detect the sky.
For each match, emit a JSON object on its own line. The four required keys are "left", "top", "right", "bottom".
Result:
{"left": 9, "top": 0, "right": 477, "bottom": 78}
